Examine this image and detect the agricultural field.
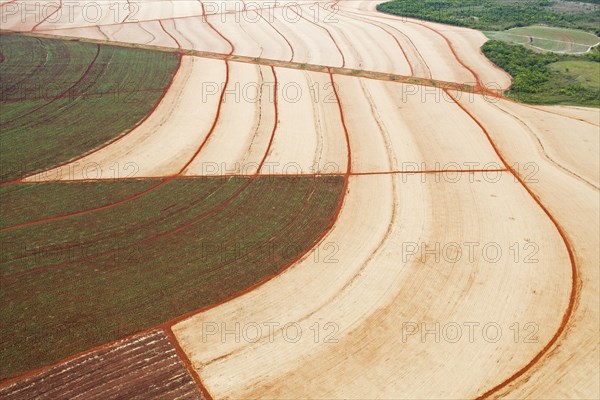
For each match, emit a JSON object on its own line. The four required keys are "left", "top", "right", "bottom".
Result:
{"left": 549, "top": 60, "right": 600, "bottom": 88}
{"left": 482, "top": 40, "right": 600, "bottom": 106}
{"left": 0, "top": 34, "right": 180, "bottom": 182}
{"left": 0, "top": 1, "right": 598, "bottom": 399}
{"left": 0, "top": 331, "right": 206, "bottom": 399}
{"left": 484, "top": 25, "right": 600, "bottom": 53}
{"left": 1, "top": 175, "right": 344, "bottom": 379}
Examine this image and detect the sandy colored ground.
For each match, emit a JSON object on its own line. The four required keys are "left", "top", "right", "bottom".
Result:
{"left": 173, "top": 171, "right": 571, "bottom": 399}
{"left": 258, "top": 67, "right": 348, "bottom": 175}
{"left": 26, "top": 65, "right": 507, "bottom": 180}
{"left": 496, "top": 99, "right": 599, "bottom": 188}
{"left": 24, "top": 56, "right": 227, "bottom": 182}
{"left": 335, "top": 75, "right": 502, "bottom": 173}
{"left": 2, "top": 0, "right": 598, "bottom": 398}
{"left": 531, "top": 104, "right": 600, "bottom": 126}
{"left": 308, "top": 8, "right": 412, "bottom": 76}
{"left": 0, "top": 0, "right": 507, "bottom": 86}
{"left": 339, "top": 4, "right": 512, "bottom": 88}
{"left": 454, "top": 93, "right": 599, "bottom": 399}
{"left": 183, "top": 62, "right": 276, "bottom": 176}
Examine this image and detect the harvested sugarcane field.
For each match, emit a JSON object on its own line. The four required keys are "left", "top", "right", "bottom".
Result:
{"left": 0, "top": 0, "right": 598, "bottom": 399}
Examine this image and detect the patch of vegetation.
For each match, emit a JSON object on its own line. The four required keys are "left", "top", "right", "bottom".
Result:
{"left": 484, "top": 25, "right": 600, "bottom": 53}
{"left": 0, "top": 180, "right": 158, "bottom": 229}
{"left": 0, "top": 176, "right": 344, "bottom": 380}
{"left": 377, "top": 0, "right": 600, "bottom": 33}
{"left": 482, "top": 40, "right": 600, "bottom": 105}
{"left": 549, "top": 60, "right": 600, "bottom": 88}
{"left": 0, "top": 34, "right": 180, "bottom": 182}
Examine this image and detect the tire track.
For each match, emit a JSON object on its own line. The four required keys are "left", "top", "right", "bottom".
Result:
{"left": 171, "top": 18, "right": 194, "bottom": 50}
{"left": 408, "top": 20, "right": 482, "bottom": 88}
{"left": 123, "top": 0, "right": 133, "bottom": 23}
{"left": 26, "top": 2, "right": 338, "bottom": 34}
{"left": 304, "top": 71, "right": 325, "bottom": 169}
{"left": 290, "top": 7, "right": 345, "bottom": 68}
{"left": 32, "top": 0, "right": 63, "bottom": 31}
{"left": 1, "top": 49, "right": 181, "bottom": 173}
{"left": 492, "top": 101, "right": 599, "bottom": 191}
{"left": 445, "top": 89, "right": 578, "bottom": 400}
{"left": 159, "top": 19, "right": 182, "bottom": 49}
{"left": 258, "top": 11, "right": 294, "bottom": 63}
{"left": 0, "top": 0, "right": 17, "bottom": 8}
{"left": 1, "top": 45, "right": 166, "bottom": 187}
{"left": 200, "top": 1, "right": 234, "bottom": 56}
{"left": 238, "top": 65, "right": 267, "bottom": 169}
{"left": 519, "top": 102, "right": 600, "bottom": 128}
{"left": 137, "top": 22, "right": 157, "bottom": 45}
{"left": 1, "top": 37, "right": 49, "bottom": 95}
{"left": 1, "top": 178, "right": 233, "bottom": 262}
{"left": 2, "top": 87, "right": 164, "bottom": 103}
{"left": 366, "top": 11, "right": 482, "bottom": 87}
{"left": 96, "top": 25, "right": 110, "bottom": 41}
{"left": 196, "top": 177, "right": 326, "bottom": 367}
{"left": 341, "top": 9, "right": 432, "bottom": 78}
{"left": 338, "top": 10, "right": 413, "bottom": 77}
{"left": 165, "top": 67, "right": 352, "bottom": 363}
{"left": 0, "top": 74, "right": 282, "bottom": 400}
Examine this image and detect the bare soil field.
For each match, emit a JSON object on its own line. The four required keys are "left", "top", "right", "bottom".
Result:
{"left": 453, "top": 92, "right": 599, "bottom": 399}
{"left": 174, "top": 172, "right": 571, "bottom": 399}
{"left": 0, "top": 0, "right": 598, "bottom": 398}
{"left": 0, "top": 330, "right": 205, "bottom": 399}
{"left": 0, "top": 0, "right": 510, "bottom": 87}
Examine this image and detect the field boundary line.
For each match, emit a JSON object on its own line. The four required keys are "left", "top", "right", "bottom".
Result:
{"left": 0, "top": 328, "right": 213, "bottom": 399}
{"left": 0, "top": 66, "right": 351, "bottom": 393}
{"left": 0, "top": 56, "right": 184, "bottom": 231}
{"left": 31, "top": 0, "right": 62, "bottom": 31}
{"left": 491, "top": 102, "right": 599, "bottom": 191}
{"left": 164, "top": 328, "right": 214, "bottom": 400}
{"left": 159, "top": 19, "right": 182, "bottom": 49}
{"left": 337, "top": 8, "right": 414, "bottom": 76}
{"left": 258, "top": 10, "right": 294, "bottom": 63}
{"left": 23, "top": 1, "right": 328, "bottom": 30}
{"left": 0, "top": 66, "right": 276, "bottom": 386}
{"left": 0, "top": 169, "right": 511, "bottom": 187}
{"left": 407, "top": 19, "right": 482, "bottom": 89}
{"left": 200, "top": 1, "right": 235, "bottom": 56}
{"left": 179, "top": 58, "right": 230, "bottom": 175}
{"left": 515, "top": 101, "right": 600, "bottom": 127}
{"left": 341, "top": 9, "right": 434, "bottom": 78}
{"left": 2, "top": 30, "right": 496, "bottom": 96}
{"left": 0, "top": 62, "right": 265, "bottom": 281}
{"left": 290, "top": 6, "right": 345, "bottom": 68}
{"left": 445, "top": 89, "right": 578, "bottom": 399}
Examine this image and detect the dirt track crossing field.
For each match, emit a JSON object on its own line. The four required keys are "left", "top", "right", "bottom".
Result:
{"left": 0, "top": 0, "right": 598, "bottom": 398}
